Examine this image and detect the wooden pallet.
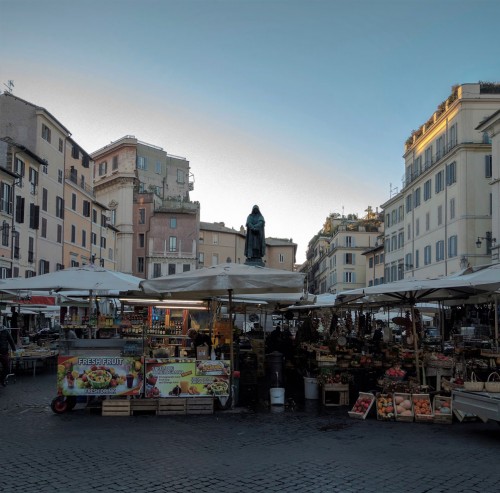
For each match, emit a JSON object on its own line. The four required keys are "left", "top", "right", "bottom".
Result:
{"left": 187, "top": 397, "right": 214, "bottom": 415}
{"left": 131, "top": 399, "right": 158, "bottom": 415}
{"left": 158, "top": 398, "right": 187, "bottom": 416}
{"left": 102, "top": 400, "right": 131, "bottom": 417}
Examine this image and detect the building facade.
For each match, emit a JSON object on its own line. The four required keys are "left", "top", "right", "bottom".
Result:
{"left": 383, "top": 83, "right": 500, "bottom": 282}
{"left": 91, "top": 136, "right": 199, "bottom": 278}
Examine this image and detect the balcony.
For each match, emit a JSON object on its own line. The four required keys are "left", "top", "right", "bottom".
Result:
{"left": 155, "top": 197, "right": 200, "bottom": 214}
{"left": 65, "top": 170, "right": 95, "bottom": 197}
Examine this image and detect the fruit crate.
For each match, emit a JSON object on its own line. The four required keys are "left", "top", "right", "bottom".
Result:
{"left": 412, "top": 393, "right": 434, "bottom": 423}
{"left": 347, "top": 392, "right": 375, "bottom": 420}
{"left": 157, "top": 398, "right": 187, "bottom": 416}
{"left": 394, "top": 393, "right": 414, "bottom": 422}
{"left": 375, "top": 393, "right": 395, "bottom": 421}
{"left": 186, "top": 397, "right": 214, "bottom": 415}
{"left": 433, "top": 395, "right": 453, "bottom": 424}
{"left": 101, "top": 399, "right": 131, "bottom": 417}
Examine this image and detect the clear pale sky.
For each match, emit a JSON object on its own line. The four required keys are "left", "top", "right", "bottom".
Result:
{"left": 1, "top": 0, "right": 499, "bottom": 264}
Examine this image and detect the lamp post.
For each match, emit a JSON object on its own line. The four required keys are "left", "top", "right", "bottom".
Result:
{"left": 476, "top": 232, "right": 496, "bottom": 251}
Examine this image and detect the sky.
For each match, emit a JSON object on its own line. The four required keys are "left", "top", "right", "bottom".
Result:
{"left": 1, "top": 0, "right": 500, "bottom": 265}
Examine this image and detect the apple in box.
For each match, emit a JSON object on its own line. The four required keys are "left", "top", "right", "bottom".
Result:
{"left": 352, "top": 396, "right": 373, "bottom": 414}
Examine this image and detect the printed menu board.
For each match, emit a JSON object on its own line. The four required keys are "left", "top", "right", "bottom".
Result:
{"left": 144, "top": 358, "right": 230, "bottom": 398}
{"left": 57, "top": 355, "right": 143, "bottom": 396}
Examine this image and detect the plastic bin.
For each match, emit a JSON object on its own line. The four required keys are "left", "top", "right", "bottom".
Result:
{"left": 304, "top": 377, "right": 319, "bottom": 399}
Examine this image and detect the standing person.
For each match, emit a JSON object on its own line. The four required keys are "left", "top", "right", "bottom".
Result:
{"left": 0, "top": 325, "right": 16, "bottom": 386}
{"left": 244, "top": 205, "right": 266, "bottom": 261}
{"left": 187, "top": 328, "right": 212, "bottom": 350}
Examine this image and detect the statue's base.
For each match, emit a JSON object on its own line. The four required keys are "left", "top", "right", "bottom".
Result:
{"left": 244, "top": 258, "right": 265, "bottom": 267}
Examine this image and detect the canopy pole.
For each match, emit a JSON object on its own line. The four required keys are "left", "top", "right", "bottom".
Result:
{"left": 495, "top": 294, "right": 498, "bottom": 350}
{"left": 411, "top": 304, "right": 420, "bottom": 385}
{"left": 228, "top": 289, "right": 234, "bottom": 384}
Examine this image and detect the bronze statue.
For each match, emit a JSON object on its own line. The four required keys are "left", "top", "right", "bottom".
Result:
{"left": 245, "top": 205, "right": 266, "bottom": 263}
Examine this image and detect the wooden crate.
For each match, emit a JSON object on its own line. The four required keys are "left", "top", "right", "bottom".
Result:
{"left": 394, "top": 393, "right": 414, "bottom": 422}
{"left": 433, "top": 395, "right": 453, "bottom": 424}
{"left": 102, "top": 399, "right": 131, "bottom": 417}
{"left": 131, "top": 399, "right": 158, "bottom": 415}
{"left": 186, "top": 397, "right": 214, "bottom": 415}
{"left": 322, "top": 384, "right": 349, "bottom": 407}
{"left": 413, "top": 393, "right": 434, "bottom": 423}
{"left": 375, "top": 393, "right": 395, "bottom": 421}
{"left": 348, "top": 392, "right": 375, "bottom": 419}
{"left": 158, "top": 398, "right": 187, "bottom": 416}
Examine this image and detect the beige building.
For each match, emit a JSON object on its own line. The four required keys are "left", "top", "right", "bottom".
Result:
{"left": 264, "top": 237, "right": 297, "bottom": 270}
{"left": 91, "top": 136, "right": 199, "bottom": 278}
{"left": 362, "top": 240, "right": 385, "bottom": 287}
{"left": 384, "top": 83, "right": 500, "bottom": 281}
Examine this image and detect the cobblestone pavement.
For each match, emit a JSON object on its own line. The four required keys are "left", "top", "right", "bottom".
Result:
{"left": 1, "top": 370, "right": 500, "bottom": 493}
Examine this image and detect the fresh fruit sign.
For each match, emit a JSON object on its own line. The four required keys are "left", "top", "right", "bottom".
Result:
{"left": 57, "top": 356, "right": 143, "bottom": 396}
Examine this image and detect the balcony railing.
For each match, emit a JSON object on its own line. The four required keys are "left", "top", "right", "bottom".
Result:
{"left": 64, "top": 170, "right": 95, "bottom": 197}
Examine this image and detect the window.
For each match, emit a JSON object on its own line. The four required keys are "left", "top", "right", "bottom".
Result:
{"left": 446, "top": 162, "right": 456, "bottom": 185}
{"left": 415, "top": 218, "right": 420, "bottom": 236}
{"left": 138, "top": 233, "right": 145, "bottom": 248}
{"left": 137, "top": 257, "right": 144, "bottom": 273}
{"left": 91, "top": 232, "right": 97, "bottom": 245}
{"left": 344, "top": 253, "right": 355, "bottom": 265}
{"left": 82, "top": 229, "right": 86, "bottom": 247}
{"left": 345, "top": 236, "right": 353, "bottom": 247}
{"left": 14, "top": 158, "right": 25, "bottom": 186}
{"left": 414, "top": 187, "right": 421, "bottom": 207}
{"left": 138, "top": 208, "right": 145, "bottom": 224}
{"left": 42, "top": 123, "right": 51, "bottom": 143}
{"left": 405, "top": 253, "right": 413, "bottom": 270}
{"left": 100, "top": 237, "right": 106, "bottom": 249}
{"left": 407, "top": 223, "right": 411, "bottom": 241}
{"left": 436, "top": 240, "right": 445, "bottom": 261}
{"left": 199, "top": 252, "right": 204, "bottom": 264}
{"left": 137, "top": 156, "right": 146, "bottom": 170}
{"left": 58, "top": 169, "right": 63, "bottom": 184}
{"left": 0, "top": 182, "right": 12, "bottom": 213}
{"left": 449, "top": 123, "right": 457, "bottom": 149}
{"left": 369, "top": 257, "right": 373, "bottom": 268}
{"left": 385, "top": 213, "right": 391, "bottom": 227}
{"left": 212, "top": 233, "right": 219, "bottom": 245}
{"left": 424, "top": 146, "right": 432, "bottom": 168}
{"left": 424, "top": 179, "right": 432, "bottom": 201}
{"left": 425, "top": 212, "right": 430, "bottom": 231}
{"left": 483, "top": 131, "right": 492, "bottom": 144}
{"left": 99, "top": 161, "right": 107, "bottom": 176}
{"left": 155, "top": 161, "right": 162, "bottom": 174}
{"left": 1, "top": 221, "right": 9, "bottom": 246}
{"left": 435, "top": 170, "right": 444, "bottom": 193}
{"left": 177, "top": 169, "right": 185, "bottom": 183}
{"left": 448, "top": 235, "right": 458, "bottom": 257}
{"left": 424, "top": 245, "right": 432, "bottom": 265}
{"left": 109, "top": 209, "right": 116, "bottom": 226}
{"left": 170, "top": 217, "right": 177, "bottom": 229}
{"left": 183, "top": 264, "right": 190, "bottom": 272}
{"left": 391, "top": 210, "right": 397, "bottom": 225}
{"left": 436, "top": 135, "right": 445, "bottom": 160}
{"left": 153, "top": 263, "right": 161, "bottom": 278}
{"left": 57, "top": 224, "right": 62, "bottom": 243}
{"left": 168, "top": 263, "right": 176, "bottom": 275}
{"left": 42, "top": 188, "right": 48, "bottom": 211}
{"left": 406, "top": 194, "right": 412, "bottom": 212}
{"left": 38, "top": 259, "right": 50, "bottom": 275}
{"left": 398, "top": 231, "right": 404, "bottom": 249}
{"left": 71, "top": 145, "right": 79, "bottom": 159}
{"left": 279, "top": 253, "right": 285, "bottom": 263}
{"left": 108, "top": 248, "right": 113, "bottom": 261}
{"left": 72, "top": 193, "right": 77, "bottom": 211}
{"left": 29, "top": 204, "right": 39, "bottom": 229}
{"left": 169, "top": 236, "right": 177, "bottom": 252}
{"left": 413, "top": 156, "right": 421, "bottom": 179}
{"left": 391, "top": 235, "right": 397, "bottom": 251}
{"left": 59, "top": 138, "right": 63, "bottom": 152}
{"left": 211, "top": 254, "right": 218, "bottom": 266}
{"left": 343, "top": 271, "right": 355, "bottom": 283}
{"left": 398, "top": 205, "right": 404, "bottom": 222}
{"left": 71, "top": 225, "right": 76, "bottom": 243}
{"left": 112, "top": 156, "right": 118, "bottom": 170}
{"left": 450, "top": 198, "right": 455, "bottom": 220}
{"left": 29, "top": 168, "right": 38, "bottom": 194}
{"left": 101, "top": 214, "right": 107, "bottom": 227}
{"left": 41, "top": 217, "right": 47, "bottom": 238}
{"left": 485, "top": 155, "right": 493, "bottom": 178}
{"left": 92, "top": 209, "right": 97, "bottom": 223}
{"left": 56, "top": 197, "right": 64, "bottom": 219}
{"left": 28, "top": 237, "right": 34, "bottom": 263}
{"left": 415, "top": 249, "right": 419, "bottom": 269}
{"left": 437, "top": 205, "right": 443, "bottom": 226}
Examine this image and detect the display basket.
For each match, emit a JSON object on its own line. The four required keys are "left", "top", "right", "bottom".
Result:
{"left": 463, "top": 371, "right": 484, "bottom": 392}
{"left": 394, "top": 392, "right": 414, "bottom": 422}
{"left": 485, "top": 372, "right": 500, "bottom": 393}
{"left": 412, "top": 393, "right": 434, "bottom": 423}
{"left": 375, "top": 393, "right": 395, "bottom": 421}
{"left": 433, "top": 395, "right": 453, "bottom": 424}
{"left": 348, "top": 392, "right": 376, "bottom": 420}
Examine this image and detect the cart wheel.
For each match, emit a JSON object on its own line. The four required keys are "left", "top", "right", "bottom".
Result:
{"left": 51, "top": 396, "right": 73, "bottom": 414}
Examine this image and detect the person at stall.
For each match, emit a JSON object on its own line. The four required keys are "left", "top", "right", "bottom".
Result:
{"left": 64, "top": 327, "right": 78, "bottom": 340}
{"left": 372, "top": 324, "right": 383, "bottom": 353}
{"left": 187, "top": 328, "right": 212, "bottom": 349}
{"left": 0, "top": 325, "right": 16, "bottom": 386}
{"left": 266, "top": 324, "right": 282, "bottom": 353}
{"left": 295, "top": 317, "right": 320, "bottom": 346}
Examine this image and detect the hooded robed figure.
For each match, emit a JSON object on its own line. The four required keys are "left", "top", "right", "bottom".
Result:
{"left": 245, "top": 205, "right": 266, "bottom": 261}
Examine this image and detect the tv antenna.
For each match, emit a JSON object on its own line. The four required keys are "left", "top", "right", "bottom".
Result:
{"left": 3, "top": 80, "right": 14, "bottom": 94}
{"left": 389, "top": 182, "right": 398, "bottom": 198}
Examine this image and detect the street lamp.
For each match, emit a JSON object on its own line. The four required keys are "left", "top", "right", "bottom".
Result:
{"left": 476, "top": 234, "right": 496, "bottom": 248}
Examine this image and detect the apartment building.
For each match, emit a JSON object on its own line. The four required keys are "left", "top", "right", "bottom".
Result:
{"left": 362, "top": 240, "right": 385, "bottom": 287}
{"left": 383, "top": 83, "right": 500, "bottom": 282}
{"left": 91, "top": 136, "right": 199, "bottom": 278}
{"left": 264, "top": 237, "right": 297, "bottom": 270}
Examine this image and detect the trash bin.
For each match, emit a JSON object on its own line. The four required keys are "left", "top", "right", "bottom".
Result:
{"left": 266, "top": 351, "right": 284, "bottom": 388}
{"left": 303, "top": 376, "right": 319, "bottom": 400}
